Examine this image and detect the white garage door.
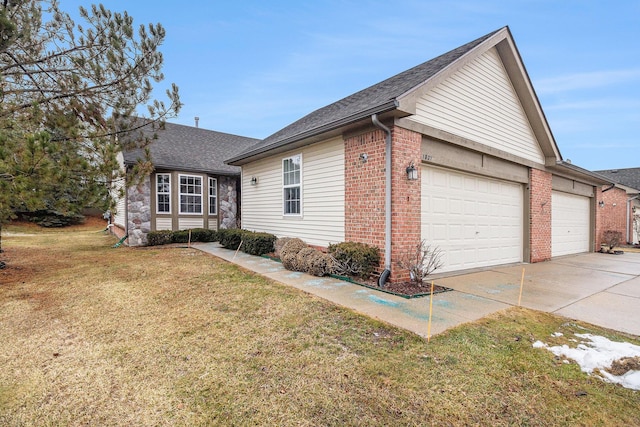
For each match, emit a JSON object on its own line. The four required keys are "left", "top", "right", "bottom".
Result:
{"left": 422, "top": 166, "right": 523, "bottom": 273}
{"left": 552, "top": 191, "right": 590, "bottom": 257}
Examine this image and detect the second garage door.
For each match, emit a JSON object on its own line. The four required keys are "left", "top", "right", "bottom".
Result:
{"left": 551, "top": 191, "right": 591, "bottom": 257}
{"left": 422, "top": 166, "right": 523, "bottom": 273}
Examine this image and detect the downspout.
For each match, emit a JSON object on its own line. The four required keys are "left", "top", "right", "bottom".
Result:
{"left": 627, "top": 195, "right": 639, "bottom": 243}
{"left": 372, "top": 114, "right": 391, "bottom": 287}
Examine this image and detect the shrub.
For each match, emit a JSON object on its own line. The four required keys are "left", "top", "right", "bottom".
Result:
{"left": 280, "top": 238, "right": 307, "bottom": 271}
{"left": 296, "top": 247, "right": 317, "bottom": 273}
{"left": 274, "top": 237, "right": 293, "bottom": 258}
{"left": 218, "top": 228, "right": 246, "bottom": 250}
{"left": 172, "top": 230, "right": 190, "bottom": 243}
{"left": 328, "top": 241, "right": 380, "bottom": 279}
{"left": 243, "top": 231, "right": 277, "bottom": 256}
{"left": 603, "top": 230, "right": 623, "bottom": 251}
{"left": 147, "top": 230, "right": 173, "bottom": 246}
{"left": 190, "top": 228, "right": 218, "bottom": 242}
{"left": 305, "top": 249, "right": 335, "bottom": 277}
{"left": 396, "top": 240, "right": 443, "bottom": 285}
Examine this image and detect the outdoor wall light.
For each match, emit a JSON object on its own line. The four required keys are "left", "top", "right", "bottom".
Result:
{"left": 598, "top": 200, "right": 605, "bottom": 208}
{"left": 250, "top": 176, "right": 258, "bottom": 186}
{"left": 359, "top": 153, "right": 368, "bottom": 163}
{"left": 406, "top": 162, "right": 418, "bottom": 181}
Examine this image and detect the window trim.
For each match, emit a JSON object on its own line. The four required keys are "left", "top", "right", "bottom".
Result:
{"left": 156, "top": 173, "right": 171, "bottom": 214}
{"left": 282, "top": 154, "right": 302, "bottom": 217}
{"left": 178, "top": 174, "right": 203, "bottom": 215}
{"left": 208, "top": 177, "right": 218, "bottom": 215}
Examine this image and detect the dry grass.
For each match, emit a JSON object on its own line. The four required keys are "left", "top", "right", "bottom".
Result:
{"left": 1, "top": 220, "right": 640, "bottom": 426}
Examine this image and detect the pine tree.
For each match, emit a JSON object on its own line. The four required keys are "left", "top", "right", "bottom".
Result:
{"left": 0, "top": 0, "right": 181, "bottom": 252}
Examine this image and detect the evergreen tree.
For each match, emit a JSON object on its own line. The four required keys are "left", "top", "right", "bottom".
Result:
{"left": 0, "top": 0, "right": 181, "bottom": 251}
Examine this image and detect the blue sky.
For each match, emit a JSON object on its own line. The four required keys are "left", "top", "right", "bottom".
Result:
{"left": 63, "top": 1, "right": 639, "bottom": 170}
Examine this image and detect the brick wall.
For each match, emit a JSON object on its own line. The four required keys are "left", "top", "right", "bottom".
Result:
{"left": 597, "top": 186, "right": 628, "bottom": 247}
{"left": 390, "top": 127, "right": 422, "bottom": 283}
{"left": 529, "top": 168, "right": 552, "bottom": 262}
{"left": 344, "top": 125, "right": 422, "bottom": 283}
{"left": 344, "top": 129, "right": 387, "bottom": 253}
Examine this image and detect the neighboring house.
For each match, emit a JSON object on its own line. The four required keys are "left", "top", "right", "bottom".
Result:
{"left": 594, "top": 168, "right": 640, "bottom": 245}
{"left": 226, "top": 26, "right": 613, "bottom": 282}
{"left": 112, "top": 121, "right": 259, "bottom": 246}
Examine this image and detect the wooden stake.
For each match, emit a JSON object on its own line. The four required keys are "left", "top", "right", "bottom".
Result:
{"left": 518, "top": 267, "right": 525, "bottom": 306}
{"left": 427, "top": 280, "right": 435, "bottom": 343}
{"left": 232, "top": 240, "right": 243, "bottom": 261}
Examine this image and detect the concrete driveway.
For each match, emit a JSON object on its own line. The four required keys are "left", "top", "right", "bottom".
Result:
{"left": 435, "top": 251, "right": 640, "bottom": 337}
{"left": 195, "top": 243, "right": 640, "bottom": 338}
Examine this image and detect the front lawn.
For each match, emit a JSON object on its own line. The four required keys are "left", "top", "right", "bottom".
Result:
{"left": 1, "top": 220, "right": 639, "bottom": 426}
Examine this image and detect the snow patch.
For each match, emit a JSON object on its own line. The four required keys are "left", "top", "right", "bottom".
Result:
{"left": 534, "top": 333, "right": 640, "bottom": 390}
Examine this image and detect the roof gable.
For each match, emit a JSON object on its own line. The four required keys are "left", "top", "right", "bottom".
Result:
{"left": 123, "top": 121, "right": 259, "bottom": 175}
{"left": 227, "top": 28, "right": 502, "bottom": 165}
{"left": 408, "top": 46, "right": 546, "bottom": 164}
{"left": 228, "top": 26, "right": 563, "bottom": 167}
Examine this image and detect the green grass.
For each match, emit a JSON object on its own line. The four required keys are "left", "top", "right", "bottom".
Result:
{"left": 0, "top": 220, "right": 639, "bottom": 426}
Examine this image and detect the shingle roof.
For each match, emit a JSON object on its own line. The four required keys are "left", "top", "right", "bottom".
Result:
{"left": 595, "top": 168, "right": 640, "bottom": 191}
{"left": 227, "top": 28, "right": 503, "bottom": 164}
{"left": 123, "top": 121, "right": 259, "bottom": 175}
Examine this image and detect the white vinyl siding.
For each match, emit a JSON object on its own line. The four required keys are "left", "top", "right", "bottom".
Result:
{"left": 552, "top": 191, "right": 591, "bottom": 257}
{"left": 422, "top": 166, "right": 523, "bottom": 272}
{"left": 208, "top": 177, "right": 217, "bottom": 215}
{"left": 112, "top": 152, "right": 126, "bottom": 228}
{"left": 114, "top": 192, "right": 126, "bottom": 228}
{"left": 179, "top": 218, "right": 204, "bottom": 230}
{"left": 208, "top": 220, "right": 218, "bottom": 231}
{"left": 412, "top": 48, "right": 545, "bottom": 164}
{"left": 156, "top": 217, "right": 172, "bottom": 231}
{"left": 179, "top": 174, "right": 202, "bottom": 214}
{"left": 156, "top": 174, "right": 171, "bottom": 214}
{"left": 241, "top": 137, "right": 345, "bottom": 247}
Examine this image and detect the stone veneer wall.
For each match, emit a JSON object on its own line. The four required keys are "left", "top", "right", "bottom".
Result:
{"left": 126, "top": 178, "right": 151, "bottom": 246}
{"left": 219, "top": 176, "right": 238, "bottom": 229}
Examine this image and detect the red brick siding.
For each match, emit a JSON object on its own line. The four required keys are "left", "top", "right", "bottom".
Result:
{"left": 344, "top": 126, "right": 422, "bottom": 283}
{"left": 529, "top": 168, "right": 552, "bottom": 262}
{"left": 390, "top": 127, "right": 422, "bottom": 283}
{"left": 344, "top": 129, "right": 387, "bottom": 253}
{"left": 597, "top": 186, "right": 628, "bottom": 247}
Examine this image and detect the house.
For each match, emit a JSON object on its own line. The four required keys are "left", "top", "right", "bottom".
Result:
{"left": 226, "top": 26, "right": 615, "bottom": 283}
{"left": 112, "top": 121, "right": 259, "bottom": 246}
{"left": 593, "top": 168, "right": 640, "bottom": 245}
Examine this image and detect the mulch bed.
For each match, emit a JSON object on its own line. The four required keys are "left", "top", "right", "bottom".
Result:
{"left": 352, "top": 276, "right": 452, "bottom": 299}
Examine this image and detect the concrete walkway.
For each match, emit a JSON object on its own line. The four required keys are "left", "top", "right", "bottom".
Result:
{"left": 195, "top": 243, "right": 640, "bottom": 338}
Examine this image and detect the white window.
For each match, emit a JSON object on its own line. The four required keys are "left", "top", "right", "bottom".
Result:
{"left": 156, "top": 174, "right": 171, "bottom": 213}
{"left": 283, "top": 154, "right": 301, "bottom": 215}
{"left": 179, "top": 174, "right": 202, "bottom": 214}
{"left": 208, "top": 177, "right": 217, "bottom": 215}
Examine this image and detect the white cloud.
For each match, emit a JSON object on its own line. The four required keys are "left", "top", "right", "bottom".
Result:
{"left": 536, "top": 69, "right": 640, "bottom": 94}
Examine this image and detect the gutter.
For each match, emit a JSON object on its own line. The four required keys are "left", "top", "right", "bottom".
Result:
{"left": 551, "top": 160, "right": 612, "bottom": 185}
{"left": 227, "top": 100, "right": 398, "bottom": 165}
{"left": 372, "top": 114, "right": 392, "bottom": 287}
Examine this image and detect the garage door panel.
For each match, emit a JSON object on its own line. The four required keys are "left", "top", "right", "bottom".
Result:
{"left": 552, "top": 191, "right": 590, "bottom": 257}
{"left": 422, "top": 166, "right": 523, "bottom": 273}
